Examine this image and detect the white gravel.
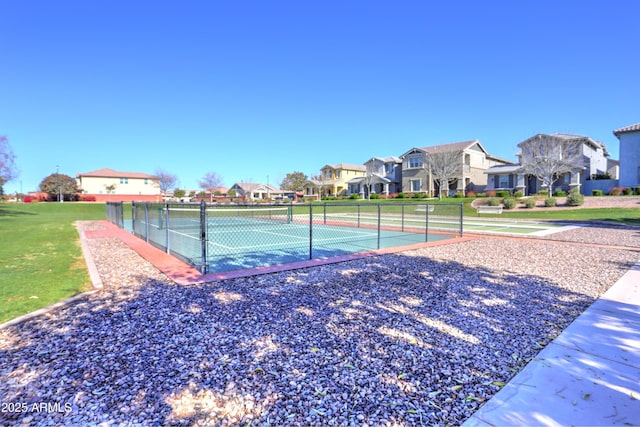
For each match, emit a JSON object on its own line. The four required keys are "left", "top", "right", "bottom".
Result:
{"left": 0, "top": 222, "right": 638, "bottom": 426}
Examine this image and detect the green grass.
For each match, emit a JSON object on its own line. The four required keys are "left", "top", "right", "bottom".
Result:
{"left": 0, "top": 202, "right": 105, "bottom": 323}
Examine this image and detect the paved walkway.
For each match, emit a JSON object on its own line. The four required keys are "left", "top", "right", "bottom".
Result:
{"left": 463, "top": 262, "right": 640, "bottom": 426}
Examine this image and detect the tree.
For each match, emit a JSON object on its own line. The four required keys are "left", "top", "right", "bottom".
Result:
{"left": 0, "top": 136, "right": 18, "bottom": 193}
{"left": 280, "top": 171, "right": 307, "bottom": 192}
{"left": 519, "top": 134, "right": 584, "bottom": 195}
{"left": 198, "top": 171, "right": 223, "bottom": 202}
{"left": 426, "top": 148, "right": 463, "bottom": 200}
{"left": 154, "top": 168, "right": 178, "bottom": 194}
{"left": 39, "top": 173, "right": 78, "bottom": 201}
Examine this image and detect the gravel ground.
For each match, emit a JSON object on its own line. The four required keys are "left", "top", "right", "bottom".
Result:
{"left": 1, "top": 222, "right": 638, "bottom": 426}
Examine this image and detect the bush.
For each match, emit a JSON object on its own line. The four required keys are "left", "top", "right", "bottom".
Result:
{"left": 538, "top": 190, "right": 549, "bottom": 196}
{"left": 476, "top": 192, "right": 486, "bottom": 198}
{"left": 503, "top": 198, "right": 517, "bottom": 209}
{"left": 636, "top": 186, "right": 640, "bottom": 196}
{"left": 411, "top": 192, "right": 422, "bottom": 199}
{"left": 496, "top": 190, "right": 510, "bottom": 198}
{"left": 544, "top": 197, "right": 557, "bottom": 207}
{"left": 23, "top": 195, "right": 36, "bottom": 203}
{"left": 624, "top": 187, "right": 634, "bottom": 196}
{"left": 396, "top": 192, "right": 406, "bottom": 199}
{"left": 453, "top": 192, "right": 465, "bottom": 198}
{"left": 524, "top": 198, "right": 536, "bottom": 209}
{"left": 370, "top": 193, "right": 380, "bottom": 199}
{"left": 466, "top": 191, "right": 477, "bottom": 198}
{"left": 566, "top": 188, "right": 585, "bottom": 206}
{"left": 513, "top": 191, "right": 524, "bottom": 198}
{"left": 485, "top": 190, "right": 496, "bottom": 197}
{"left": 486, "top": 197, "right": 501, "bottom": 207}
{"left": 552, "top": 189, "right": 566, "bottom": 197}
{"left": 348, "top": 193, "right": 360, "bottom": 199}
{"left": 609, "top": 187, "right": 623, "bottom": 196}
{"left": 592, "top": 189, "right": 603, "bottom": 196}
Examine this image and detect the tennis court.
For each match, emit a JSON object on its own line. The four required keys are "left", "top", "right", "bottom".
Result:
{"left": 119, "top": 202, "right": 463, "bottom": 273}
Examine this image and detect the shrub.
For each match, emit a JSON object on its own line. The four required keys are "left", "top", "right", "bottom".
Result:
{"left": 396, "top": 192, "right": 406, "bottom": 199}
{"left": 566, "top": 188, "right": 585, "bottom": 206}
{"left": 496, "top": 190, "right": 510, "bottom": 198}
{"left": 524, "top": 198, "right": 536, "bottom": 209}
{"left": 349, "top": 193, "right": 360, "bottom": 199}
{"left": 476, "top": 192, "right": 486, "bottom": 198}
{"left": 623, "top": 187, "right": 634, "bottom": 196}
{"left": 544, "top": 197, "right": 557, "bottom": 207}
{"left": 453, "top": 192, "right": 465, "bottom": 198}
{"left": 592, "top": 189, "right": 603, "bottom": 196}
{"left": 23, "top": 195, "right": 36, "bottom": 203}
{"left": 513, "top": 191, "right": 524, "bottom": 198}
{"left": 388, "top": 193, "right": 399, "bottom": 199}
{"left": 503, "top": 198, "right": 517, "bottom": 209}
{"left": 466, "top": 191, "right": 477, "bottom": 198}
{"left": 609, "top": 187, "right": 623, "bottom": 196}
{"left": 485, "top": 190, "right": 496, "bottom": 197}
{"left": 370, "top": 193, "right": 380, "bottom": 199}
{"left": 486, "top": 197, "right": 501, "bottom": 207}
{"left": 636, "top": 186, "right": 640, "bottom": 196}
{"left": 552, "top": 189, "right": 566, "bottom": 197}
{"left": 411, "top": 192, "right": 422, "bottom": 198}
{"left": 538, "top": 190, "right": 549, "bottom": 196}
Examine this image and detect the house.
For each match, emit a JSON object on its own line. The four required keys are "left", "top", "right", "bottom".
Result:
{"left": 76, "top": 168, "right": 160, "bottom": 202}
{"left": 485, "top": 133, "right": 612, "bottom": 195}
{"left": 346, "top": 156, "right": 402, "bottom": 197}
{"left": 302, "top": 163, "right": 366, "bottom": 199}
{"left": 228, "top": 182, "right": 283, "bottom": 201}
{"left": 614, "top": 123, "right": 640, "bottom": 189}
{"left": 400, "top": 140, "right": 511, "bottom": 196}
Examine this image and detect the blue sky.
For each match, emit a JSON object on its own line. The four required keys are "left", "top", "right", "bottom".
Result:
{"left": 1, "top": 0, "right": 639, "bottom": 194}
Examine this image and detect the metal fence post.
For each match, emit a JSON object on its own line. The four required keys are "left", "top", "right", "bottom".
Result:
{"left": 200, "top": 199, "right": 207, "bottom": 274}
{"left": 165, "top": 203, "right": 170, "bottom": 254}
{"left": 377, "top": 203, "right": 381, "bottom": 250}
{"left": 144, "top": 203, "right": 149, "bottom": 243}
{"left": 459, "top": 203, "right": 464, "bottom": 237}
{"left": 425, "top": 203, "right": 429, "bottom": 242}
{"left": 309, "top": 204, "right": 313, "bottom": 259}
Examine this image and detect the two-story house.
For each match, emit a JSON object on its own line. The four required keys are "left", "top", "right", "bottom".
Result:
{"left": 302, "top": 163, "right": 366, "bottom": 199}
{"left": 614, "top": 123, "right": 640, "bottom": 189}
{"left": 400, "top": 140, "right": 511, "bottom": 196}
{"left": 346, "top": 156, "right": 402, "bottom": 197}
{"left": 76, "top": 168, "right": 161, "bottom": 202}
{"left": 485, "top": 133, "right": 612, "bottom": 195}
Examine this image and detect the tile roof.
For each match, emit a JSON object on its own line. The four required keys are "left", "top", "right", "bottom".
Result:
{"left": 613, "top": 123, "right": 640, "bottom": 137}
{"left": 420, "top": 140, "right": 480, "bottom": 153}
{"left": 77, "top": 168, "right": 158, "bottom": 179}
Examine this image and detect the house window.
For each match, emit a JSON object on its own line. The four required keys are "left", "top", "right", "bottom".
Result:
{"left": 408, "top": 156, "right": 423, "bottom": 169}
{"left": 120, "top": 178, "right": 128, "bottom": 184}
{"left": 498, "top": 175, "right": 509, "bottom": 188}
{"left": 410, "top": 179, "right": 421, "bottom": 192}
{"left": 335, "top": 170, "right": 341, "bottom": 178}
{"left": 144, "top": 179, "right": 148, "bottom": 185}
{"left": 385, "top": 164, "right": 394, "bottom": 174}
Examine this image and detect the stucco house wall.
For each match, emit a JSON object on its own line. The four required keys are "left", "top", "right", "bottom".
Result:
{"left": 614, "top": 123, "right": 640, "bottom": 188}
{"left": 76, "top": 168, "right": 161, "bottom": 202}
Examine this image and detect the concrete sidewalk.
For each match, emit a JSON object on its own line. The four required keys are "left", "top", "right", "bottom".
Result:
{"left": 463, "top": 262, "right": 640, "bottom": 426}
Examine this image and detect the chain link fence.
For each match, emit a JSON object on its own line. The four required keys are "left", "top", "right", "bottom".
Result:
{"left": 107, "top": 201, "right": 463, "bottom": 274}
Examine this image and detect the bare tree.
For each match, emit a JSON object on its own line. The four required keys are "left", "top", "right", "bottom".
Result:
{"left": 363, "top": 158, "right": 384, "bottom": 199}
{"left": 426, "top": 149, "right": 463, "bottom": 200}
{"left": 0, "top": 136, "right": 18, "bottom": 192}
{"left": 519, "top": 135, "right": 584, "bottom": 195}
{"left": 198, "top": 171, "right": 223, "bottom": 203}
{"left": 154, "top": 168, "right": 178, "bottom": 195}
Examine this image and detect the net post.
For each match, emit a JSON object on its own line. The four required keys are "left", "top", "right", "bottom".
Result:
{"left": 200, "top": 199, "right": 207, "bottom": 274}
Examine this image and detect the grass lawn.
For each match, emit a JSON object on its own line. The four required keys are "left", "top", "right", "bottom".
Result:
{"left": 0, "top": 202, "right": 105, "bottom": 323}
